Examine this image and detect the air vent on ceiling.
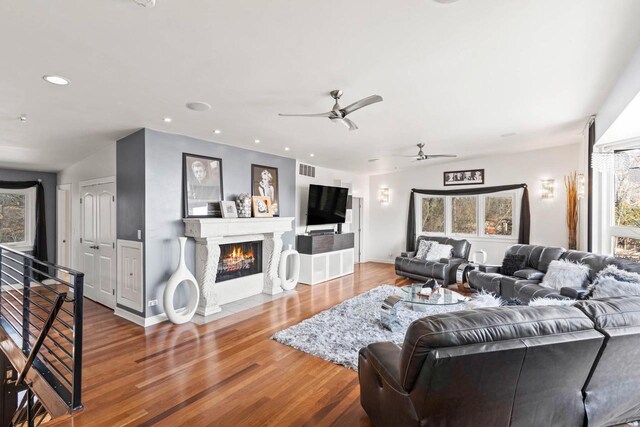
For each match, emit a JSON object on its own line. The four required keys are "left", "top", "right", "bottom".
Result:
{"left": 299, "top": 163, "right": 315, "bottom": 178}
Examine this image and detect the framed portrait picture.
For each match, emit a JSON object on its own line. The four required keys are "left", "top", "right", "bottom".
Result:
{"left": 220, "top": 201, "right": 238, "bottom": 218}
{"left": 443, "top": 169, "right": 484, "bottom": 186}
{"left": 252, "top": 195, "right": 273, "bottom": 218}
{"left": 251, "top": 164, "right": 279, "bottom": 216}
{"left": 182, "top": 153, "right": 224, "bottom": 218}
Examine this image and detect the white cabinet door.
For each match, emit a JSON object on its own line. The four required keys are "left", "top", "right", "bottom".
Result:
{"left": 117, "top": 240, "right": 143, "bottom": 312}
{"left": 80, "top": 181, "right": 117, "bottom": 308}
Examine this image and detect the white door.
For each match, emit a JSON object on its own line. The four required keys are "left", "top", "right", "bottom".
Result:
{"left": 81, "top": 182, "right": 116, "bottom": 308}
{"left": 352, "top": 197, "right": 363, "bottom": 263}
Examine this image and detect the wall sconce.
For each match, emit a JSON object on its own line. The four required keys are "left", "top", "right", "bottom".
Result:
{"left": 540, "top": 179, "right": 555, "bottom": 200}
{"left": 379, "top": 187, "right": 390, "bottom": 204}
{"left": 577, "top": 173, "right": 586, "bottom": 199}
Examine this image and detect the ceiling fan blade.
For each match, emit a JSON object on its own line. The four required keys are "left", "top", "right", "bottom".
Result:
{"left": 278, "top": 111, "right": 334, "bottom": 118}
{"left": 341, "top": 95, "right": 383, "bottom": 116}
{"left": 424, "top": 154, "right": 458, "bottom": 159}
{"left": 331, "top": 117, "right": 359, "bottom": 131}
{"left": 343, "top": 118, "right": 358, "bottom": 131}
{"left": 393, "top": 154, "right": 421, "bottom": 158}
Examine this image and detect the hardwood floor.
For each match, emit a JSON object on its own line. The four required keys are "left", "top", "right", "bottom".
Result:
{"left": 48, "top": 262, "right": 410, "bottom": 427}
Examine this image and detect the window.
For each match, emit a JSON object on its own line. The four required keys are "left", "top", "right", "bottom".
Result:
{"left": 451, "top": 197, "right": 477, "bottom": 234}
{"left": 484, "top": 196, "right": 513, "bottom": 236}
{"left": 614, "top": 237, "right": 640, "bottom": 262}
{"left": 417, "top": 192, "right": 517, "bottom": 239}
{"left": 0, "top": 188, "right": 35, "bottom": 250}
{"left": 421, "top": 197, "right": 445, "bottom": 233}
{"left": 609, "top": 148, "right": 640, "bottom": 261}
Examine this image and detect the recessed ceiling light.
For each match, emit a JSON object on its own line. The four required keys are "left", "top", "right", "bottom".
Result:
{"left": 284, "top": 147, "right": 290, "bottom": 151}
{"left": 43, "top": 75, "right": 70, "bottom": 86}
{"left": 254, "top": 139, "right": 261, "bottom": 144}
{"left": 213, "top": 129, "right": 221, "bottom": 134}
{"left": 310, "top": 153, "right": 315, "bottom": 157}
{"left": 186, "top": 102, "right": 212, "bottom": 112}
{"left": 163, "top": 117, "right": 172, "bottom": 123}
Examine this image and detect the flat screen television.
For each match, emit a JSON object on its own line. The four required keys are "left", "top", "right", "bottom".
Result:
{"left": 306, "top": 184, "right": 349, "bottom": 226}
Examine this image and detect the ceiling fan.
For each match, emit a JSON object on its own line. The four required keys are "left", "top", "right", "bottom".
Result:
{"left": 396, "top": 143, "right": 458, "bottom": 161}
{"left": 278, "top": 90, "right": 383, "bottom": 131}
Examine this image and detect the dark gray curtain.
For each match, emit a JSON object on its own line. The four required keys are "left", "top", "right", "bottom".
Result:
{"left": 406, "top": 184, "right": 530, "bottom": 251}
{"left": 0, "top": 181, "right": 48, "bottom": 262}
{"left": 587, "top": 120, "right": 595, "bottom": 252}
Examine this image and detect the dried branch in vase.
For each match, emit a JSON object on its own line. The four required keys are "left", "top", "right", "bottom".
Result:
{"left": 565, "top": 171, "right": 579, "bottom": 250}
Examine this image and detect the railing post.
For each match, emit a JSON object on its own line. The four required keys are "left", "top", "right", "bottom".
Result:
{"left": 22, "top": 258, "right": 32, "bottom": 354}
{"left": 27, "top": 388, "right": 34, "bottom": 427}
{"left": 71, "top": 272, "right": 84, "bottom": 410}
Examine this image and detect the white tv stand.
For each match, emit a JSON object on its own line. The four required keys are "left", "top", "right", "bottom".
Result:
{"left": 296, "top": 233, "right": 355, "bottom": 286}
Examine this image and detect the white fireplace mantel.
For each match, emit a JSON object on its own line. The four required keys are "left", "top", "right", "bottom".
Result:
{"left": 183, "top": 217, "right": 294, "bottom": 318}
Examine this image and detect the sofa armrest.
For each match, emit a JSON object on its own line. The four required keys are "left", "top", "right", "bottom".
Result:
{"left": 479, "top": 264, "right": 501, "bottom": 273}
{"left": 361, "top": 342, "right": 405, "bottom": 392}
{"left": 401, "top": 251, "right": 416, "bottom": 258}
{"left": 560, "top": 287, "right": 590, "bottom": 300}
{"left": 439, "top": 257, "right": 466, "bottom": 265}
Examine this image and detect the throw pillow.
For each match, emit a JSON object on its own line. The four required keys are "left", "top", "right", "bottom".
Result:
{"left": 587, "top": 265, "right": 640, "bottom": 299}
{"left": 591, "top": 277, "right": 640, "bottom": 299}
{"left": 424, "top": 243, "right": 453, "bottom": 261}
{"left": 415, "top": 240, "right": 435, "bottom": 260}
{"left": 501, "top": 254, "right": 527, "bottom": 277}
{"left": 541, "top": 260, "right": 590, "bottom": 291}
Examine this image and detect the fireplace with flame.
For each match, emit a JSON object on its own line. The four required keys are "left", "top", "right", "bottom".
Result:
{"left": 216, "top": 241, "right": 263, "bottom": 283}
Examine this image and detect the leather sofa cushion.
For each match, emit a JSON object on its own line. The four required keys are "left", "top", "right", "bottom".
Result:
{"left": 399, "top": 305, "right": 594, "bottom": 391}
{"left": 574, "top": 296, "right": 640, "bottom": 330}
{"left": 468, "top": 270, "right": 501, "bottom": 295}
{"left": 510, "top": 281, "right": 568, "bottom": 303}
{"left": 505, "top": 245, "right": 564, "bottom": 273}
{"left": 513, "top": 268, "right": 545, "bottom": 280}
{"left": 394, "top": 257, "right": 447, "bottom": 280}
{"left": 563, "top": 250, "right": 640, "bottom": 282}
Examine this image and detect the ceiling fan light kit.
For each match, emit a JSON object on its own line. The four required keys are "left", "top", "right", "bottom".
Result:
{"left": 279, "top": 89, "right": 383, "bottom": 131}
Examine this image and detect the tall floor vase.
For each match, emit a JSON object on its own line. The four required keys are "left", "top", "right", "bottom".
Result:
{"left": 279, "top": 244, "right": 300, "bottom": 291}
{"left": 164, "top": 237, "right": 200, "bottom": 324}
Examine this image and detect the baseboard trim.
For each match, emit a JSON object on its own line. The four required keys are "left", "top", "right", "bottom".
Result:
{"left": 367, "top": 258, "right": 395, "bottom": 265}
{"left": 114, "top": 308, "right": 168, "bottom": 327}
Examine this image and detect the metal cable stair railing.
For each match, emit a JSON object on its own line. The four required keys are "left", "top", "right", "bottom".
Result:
{"left": 0, "top": 244, "right": 84, "bottom": 426}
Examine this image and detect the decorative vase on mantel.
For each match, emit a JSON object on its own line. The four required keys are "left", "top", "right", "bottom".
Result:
{"left": 163, "top": 237, "right": 200, "bottom": 324}
{"left": 236, "top": 193, "right": 252, "bottom": 218}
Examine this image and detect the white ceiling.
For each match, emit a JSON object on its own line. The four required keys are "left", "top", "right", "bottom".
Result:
{"left": 1, "top": 0, "right": 640, "bottom": 174}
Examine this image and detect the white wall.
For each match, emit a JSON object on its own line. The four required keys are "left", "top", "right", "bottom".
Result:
{"left": 57, "top": 142, "right": 117, "bottom": 270}
{"left": 295, "top": 161, "right": 370, "bottom": 261}
{"left": 368, "top": 143, "right": 587, "bottom": 264}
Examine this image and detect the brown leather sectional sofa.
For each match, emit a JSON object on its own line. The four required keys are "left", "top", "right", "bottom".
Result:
{"left": 358, "top": 296, "right": 640, "bottom": 427}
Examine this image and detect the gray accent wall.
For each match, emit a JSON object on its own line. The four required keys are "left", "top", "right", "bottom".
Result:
{"left": 0, "top": 168, "right": 57, "bottom": 263}
{"left": 116, "top": 128, "right": 297, "bottom": 318}
{"left": 116, "top": 129, "right": 146, "bottom": 315}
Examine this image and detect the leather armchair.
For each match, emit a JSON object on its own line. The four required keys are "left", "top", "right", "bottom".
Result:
{"left": 359, "top": 305, "right": 604, "bottom": 427}
{"left": 395, "top": 236, "right": 471, "bottom": 285}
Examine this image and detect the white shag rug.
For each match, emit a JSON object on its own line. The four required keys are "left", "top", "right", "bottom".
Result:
{"left": 271, "top": 285, "right": 499, "bottom": 370}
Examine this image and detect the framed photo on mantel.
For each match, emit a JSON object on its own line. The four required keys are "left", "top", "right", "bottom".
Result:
{"left": 183, "top": 153, "right": 224, "bottom": 218}
{"left": 443, "top": 169, "right": 484, "bottom": 186}
{"left": 251, "top": 164, "right": 279, "bottom": 216}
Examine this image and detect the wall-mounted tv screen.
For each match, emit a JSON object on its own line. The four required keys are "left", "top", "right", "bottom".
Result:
{"left": 306, "top": 184, "right": 349, "bottom": 226}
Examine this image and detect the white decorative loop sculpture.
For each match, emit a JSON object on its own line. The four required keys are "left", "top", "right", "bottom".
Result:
{"left": 164, "top": 237, "right": 200, "bottom": 324}
{"left": 279, "top": 244, "right": 300, "bottom": 291}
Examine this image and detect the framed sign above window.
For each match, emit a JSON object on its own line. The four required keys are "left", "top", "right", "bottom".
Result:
{"left": 443, "top": 169, "right": 484, "bottom": 186}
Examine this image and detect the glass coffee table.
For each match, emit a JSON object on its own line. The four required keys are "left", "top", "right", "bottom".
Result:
{"left": 400, "top": 285, "right": 469, "bottom": 311}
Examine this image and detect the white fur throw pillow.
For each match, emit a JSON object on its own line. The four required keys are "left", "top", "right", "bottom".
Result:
{"left": 424, "top": 243, "right": 453, "bottom": 262}
{"left": 415, "top": 240, "right": 435, "bottom": 260}
{"left": 541, "top": 260, "right": 590, "bottom": 290}
{"left": 591, "top": 277, "right": 640, "bottom": 299}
